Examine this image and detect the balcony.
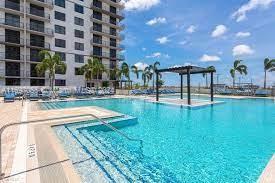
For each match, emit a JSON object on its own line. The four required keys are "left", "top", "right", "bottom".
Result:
{"left": 26, "top": 23, "right": 54, "bottom": 36}
{"left": 91, "top": 38, "right": 124, "bottom": 50}
{"left": 27, "top": 8, "right": 51, "bottom": 20}
{"left": 90, "top": 2, "right": 124, "bottom": 19}
{"left": 0, "top": 52, "right": 24, "bottom": 62}
{"left": 0, "top": 1, "right": 24, "bottom": 13}
{"left": 90, "top": 15, "right": 124, "bottom": 30}
{"left": 0, "top": 35, "right": 24, "bottom": 46}
{"left": 27, "top": 0, "right": 54, "bottom": 8}
{"left": 26, "top": 39, "right": 50, "bottom": 49}
{"left": 91, "top": 51, "right": 125, "bottom": 60}
{"left": 27, "top": 55, "right": 44, "bottom": 62}
{"left": 0, "top": 18, "right": 24, "bottom": 29}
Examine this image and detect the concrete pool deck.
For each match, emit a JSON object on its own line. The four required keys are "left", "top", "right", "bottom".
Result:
{"left": 0, "top": 95, "right": 274, "bottom": 182}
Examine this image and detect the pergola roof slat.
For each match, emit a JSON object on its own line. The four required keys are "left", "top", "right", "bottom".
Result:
{"left": 156, "top": 65, "right": 216, "bottom": 75}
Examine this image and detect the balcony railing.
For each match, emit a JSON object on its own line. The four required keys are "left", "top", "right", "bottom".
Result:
{"left": 26, "top": 39, "right": 50, "bottom": 49}
{"left": 91, "top": 38, "right": 124, "bottom": 50}
{"left": 0, "top": 1, "right": 24, "bottom": 12}
{"left": 30, "top": 0, "right": 53, "bottom": 7}
{"left": 90, "top": 15, "right": 124, "bottom": 29}
{"left": 0, "top": 52, "right": 24, "bottom": 61}
{"left": 27, "top": 8, "right": 51, "bottom": 20}
{"left": 0, "top": 18, "right": 24, "bottom": 29}
{"left": 91, "top": 51, "right": 125, "bottom": 60}
{"left": 27, "top": 23, "right": 54, "bottom": 36}
{"left": 91, "top": 2, "right": 124, "bottom": 18}
{"left": 0, "top": 35, "right": 24, "bottom": 45}
{"left": 5, "top": 69, "right": 22, "bottom": 77}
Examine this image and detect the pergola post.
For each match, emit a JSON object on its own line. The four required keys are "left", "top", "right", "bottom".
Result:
{"left": 156, "top": 71, "right": 159, "bottom": 101}
{"left": 187, "top": 68, "right": 191, "bottom": 105}
{"left": 180, "top": 74, "right": 183, "bottom": 99}
{"left": 210, "top": 72, "right": 214, "bottom": 102}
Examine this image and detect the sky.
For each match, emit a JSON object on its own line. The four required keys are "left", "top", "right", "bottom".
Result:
{"left": 120, "top": 0, "right": 275, "bottom": 87}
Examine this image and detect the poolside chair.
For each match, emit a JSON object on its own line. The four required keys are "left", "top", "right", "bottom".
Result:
{"left": 29, "top": 92, "right": 39, "bottom": 101}
{"left": 4, "top": 92, "right": 15, "bottom": 102}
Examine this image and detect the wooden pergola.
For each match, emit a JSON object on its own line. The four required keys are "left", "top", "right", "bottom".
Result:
{"left": 156, "top": 65, "right": 216, "bottom": 105}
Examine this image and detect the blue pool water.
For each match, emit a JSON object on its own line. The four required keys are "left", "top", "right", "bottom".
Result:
{"left": 43, "top": 98, "right": 275, "bottom": 182}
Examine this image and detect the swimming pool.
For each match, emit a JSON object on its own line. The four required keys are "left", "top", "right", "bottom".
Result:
{"left": 42, "top": 98, "right": 275, "bottom": 182}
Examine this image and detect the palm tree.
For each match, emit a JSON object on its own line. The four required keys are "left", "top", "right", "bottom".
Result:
{"left": 121, "top": 62, "right": 130, "bottom": 80}
{"left": 36, "top": 50, "right": 66, "bottom": 90}
{"left": 202, "top": 66, "right": 215, "bottom": 88}
{"left": 142, "top": 66, "right": 151, "bottom": 87}
{"left": 230, "top": 60, "right": 247, "bottom": 87}
{"left": 131, "top": 65, "right": 141, "bottom": 79}
{"left": 81, "top": 59, "right": 94, "bottom": 87}
{"left": 264, "top": 58, "right": 275, "bottom": 88}
{"left": 81, "top": 57, "right": 107, "bottom": 88}
{"left": 150, "top": 61, "right": 160, "bottom": 90}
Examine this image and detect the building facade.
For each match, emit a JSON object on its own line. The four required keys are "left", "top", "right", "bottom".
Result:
{"left": 0, "top": 0, "right": 124, "bottom": 87}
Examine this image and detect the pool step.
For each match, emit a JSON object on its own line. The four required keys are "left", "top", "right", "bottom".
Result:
{"left": 80, "top": 129, "right": 177, "bottom": 182}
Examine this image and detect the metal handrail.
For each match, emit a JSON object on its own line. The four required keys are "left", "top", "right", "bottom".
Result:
{"left": 0, "top": 113, "right": 143, "bottom": 179}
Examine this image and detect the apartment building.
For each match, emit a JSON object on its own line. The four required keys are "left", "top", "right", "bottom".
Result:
{"left": 0, "top": 0, "right": 124, "bottom": 87}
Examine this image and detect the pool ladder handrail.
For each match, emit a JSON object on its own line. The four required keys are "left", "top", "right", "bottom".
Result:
{"left": 0, "top": 113, "right": 144, "bottom": 179}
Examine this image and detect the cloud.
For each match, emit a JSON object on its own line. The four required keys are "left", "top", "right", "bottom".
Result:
{"left": 232, "top": 44, "right": 254, "bottom": 56}
{"left": 146, "top": 52, "right": 170, "bottom": 59}
{"left": 134, "top": 62, "right": 149, "bottom": 70}
{"left": 186, "top": 25, "right": 196, "bottom": 33}
{"left": 199, "top": 54, "right": 221, "bottom": 62}
{"left": 156, "top": 36, "right": 170, "bottom": 44}
{"left": 122, "top": 0, "right": 160, "bottom": 11}
{"left": 146, "top": 52, "right": 161, "bottom": 58}
{"left": 179, "top": 41, "right": 187, "bottom": 45}
{"left": 232, "top": 0, "right": 275, "bottom": 22}
{"left": 211, "top": 25, "right": 227, "bottom": 38}
{"left": 146, "top": 17, "right": 166, "bottom": 26}
{"left": 142, "top": 47, "right": 146, "bottom": 51}
{"left": 236, "top": 32, "right": 251, "bottom": 38}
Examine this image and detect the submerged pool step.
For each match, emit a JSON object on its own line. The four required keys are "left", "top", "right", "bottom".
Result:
{"left": 80, "top": 129, "right": 173, "bottom": 182}
{"left": 80, "top": 130, "right": 139, "bottom": 182}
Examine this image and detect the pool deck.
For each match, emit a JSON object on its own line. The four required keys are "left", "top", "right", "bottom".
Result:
{"left": 0, "top": 95, "right": 274, "bottom": 182}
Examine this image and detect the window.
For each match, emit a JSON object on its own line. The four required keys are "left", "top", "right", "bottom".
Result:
{"left": 75, "top": 42, "right": 84, "bottom": 51}
{"left": 74, "top": 4, "right": 84, "bottom": 14}
{"left": 110, "top": 38, "right": 116, "bottom": 47}
{"left": 55, "top": 79, "right": 66, "bottom": 86}
{"left": 74, "top": 29, "right": 84, "bottom": 38}
{"left": 55, "top": 52, "right": 66, "bottom": 61}
{"left": 74, "top": 17, "right": 84, "bottom": 26}
{"left": 75, "top": 54, "right": 84, "bottom": 63}
{"left": 30, "top": 34, "right": 44, "bottom": 48}
{"left": 55, "top": 39, "right": 66, "bottom": 48}
{"left": 110, "top": 49, "right": 116, "bottom": 58}
{"left": 54, "top": 11, "right": 65, "bottom": 21}
{"left": 110, "top": 16, "right": 116, "bottom": 25}
{"left": 110, "top": 27, "right": 116, "bottom": 36}
{"left": 55, "top": 0, "right": 65, "bottom": 8}
{"left": 110, "top": 6, "right": 116, "bottom": 14}
{"left": 75, "top": 68, "right": 83, "bottom": 75}
{"left": 5, "top": 13, "right": 21, "bottom": 28}
{"left": 55, "top": 25, "right": 65, "bottom": 34}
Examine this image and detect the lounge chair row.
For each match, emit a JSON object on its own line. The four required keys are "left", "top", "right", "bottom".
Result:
{"left": 131, "top": 89, "right": 176, "bottom": 95}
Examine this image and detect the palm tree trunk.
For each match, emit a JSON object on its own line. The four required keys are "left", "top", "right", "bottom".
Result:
{"left": 264, "top": 70, "right": 267, "bottom": 89}
{"left": 152, "top": 74, "right": 155, "bottom": 90}
{"left": 233, "top": 77, "right": 235, "bottom": 88}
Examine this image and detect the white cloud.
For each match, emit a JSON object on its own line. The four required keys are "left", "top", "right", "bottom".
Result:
{"left": 146, "top": 52, "right": 161, "bottom": 58}
{"left": 179, "top": 41, "right": 187, "bottom": 45}
{"left": 232, "top": 44, "right": 254, "bottom": 56}
{"left": 211, "top": 25, "right": 227, "bottom": 38}
{"left": 122, "top": 0, "right": 160, "bottom": 11}
{"left": 146, "top": 17, "right": 166, "bottom": 26}
{"left": 236, "top": 32, "right": 251, "bottom": 38}
{"left": 186, "top": 25, "right": 196, "bottom": 33}
{"left": 146, "top": 52, "right": 170, "bottom": 59}
{"left": 199, "top": 54, "right": 221, "bottom": 62}
{"left": 142, "top": 47, "right": 146, "bottom": 51}
{"left": 232, "top": 0, "right": 275, "bottom": 22}
{"left": 134, "top": 62, "right": 149, "bottom": 70}
{"left": 156, "top": 36, "right": 170, "bottom": 44}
